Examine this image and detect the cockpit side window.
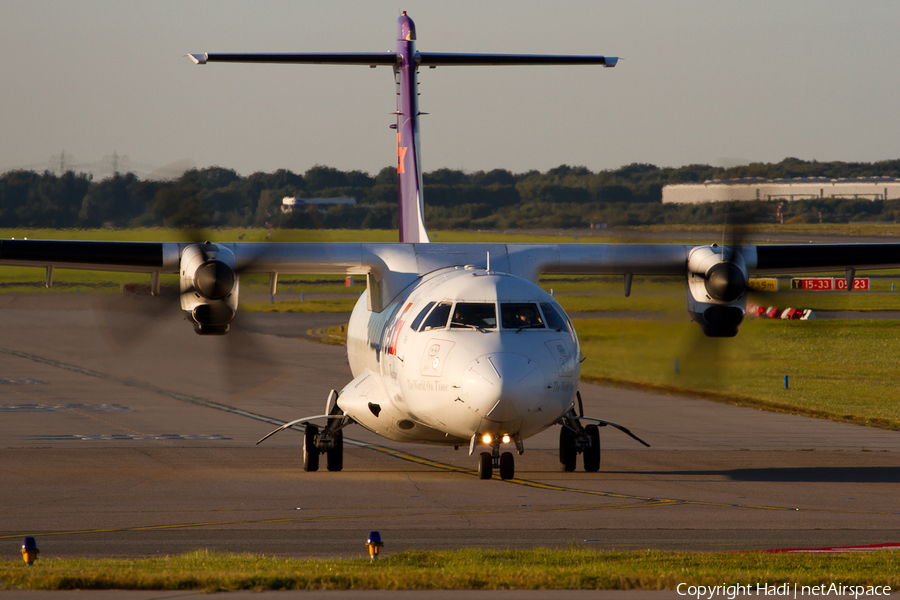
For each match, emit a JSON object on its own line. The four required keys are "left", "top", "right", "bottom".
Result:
{"left": 450, "top": 303, "right": 497, "bottom": 329}
{"left": 539, "top": 302, "right": 568, "bottom": 332}
{"left": 410, "top": 301, "right": 435, "bottom": 331}
{"left": 500, "top": 303, "right": 545, "bottom": 329}
{"left": 419, "top": 302, "right": 452, "bottom": 331}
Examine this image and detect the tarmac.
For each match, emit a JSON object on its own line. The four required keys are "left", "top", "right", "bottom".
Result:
{"left": 0, "top": 293, "right": 897, "bottom": 598}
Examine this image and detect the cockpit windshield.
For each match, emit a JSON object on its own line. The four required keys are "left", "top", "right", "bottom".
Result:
{"left": 418, "top": 301, "right": 452, "bottom": 332}
{"left": 539, "top": 302, "right": 568, "bottom": 332}
{"left": 500, "top": 303, "right": 545, "bottom": 329}
{"left": 410, "top": 301, "right": 435, "bottom": 331}
{"left": 450, "top": 303, "right": 497, "bottom": 330}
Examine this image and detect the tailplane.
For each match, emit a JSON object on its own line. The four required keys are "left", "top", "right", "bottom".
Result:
{"left": 188, "top": 12, "right": 617, "bottom": 244}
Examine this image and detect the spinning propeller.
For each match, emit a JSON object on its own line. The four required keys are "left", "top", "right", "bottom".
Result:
{"left": 93, "top": 230, "right": 285, "bottom": 396}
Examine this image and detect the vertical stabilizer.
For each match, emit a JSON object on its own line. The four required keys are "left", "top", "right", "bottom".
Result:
{"left": 395, "top": 12, "right": 430, "bottom": 243}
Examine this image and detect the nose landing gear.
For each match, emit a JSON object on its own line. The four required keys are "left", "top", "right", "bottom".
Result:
{"left": 476, "top": 439, "right": 516, "bottom": 480}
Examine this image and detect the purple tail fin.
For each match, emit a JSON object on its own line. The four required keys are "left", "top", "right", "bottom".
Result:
{"left": 395, "top": 12, "right": 429, "bottom": 243}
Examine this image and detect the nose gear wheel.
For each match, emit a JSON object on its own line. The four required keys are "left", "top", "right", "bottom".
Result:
{"left": 476, "top": 441, "right": 516, "bottom": 480}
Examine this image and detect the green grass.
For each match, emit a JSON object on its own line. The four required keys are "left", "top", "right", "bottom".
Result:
{"left": 576, "top": 317, "right": 900, "bottom": 428}
{"left": 242, "top": 298, "right": 359, "bottom": 313}
{"left": 619, "top": 222, "right": 900, "bottom": 237}
{"left": 1, "top": 549, "right": 897, "bottom": 591}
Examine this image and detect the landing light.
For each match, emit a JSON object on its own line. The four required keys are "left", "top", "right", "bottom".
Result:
{"left": 482, "top": 434, "right": 492, "bottom": 445}
{"left": 501, "top": 434, "right": 511, "bottom": 444}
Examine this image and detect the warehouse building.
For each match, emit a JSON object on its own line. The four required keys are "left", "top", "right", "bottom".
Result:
{"left": 662, "top": 177, "right": 900, "bottom": 204}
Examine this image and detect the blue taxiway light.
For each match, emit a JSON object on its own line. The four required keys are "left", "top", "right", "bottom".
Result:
{"left": 21, "top": 536, "right": 39, "bottom": 565}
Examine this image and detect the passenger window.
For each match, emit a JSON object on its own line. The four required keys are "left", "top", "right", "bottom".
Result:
{"left": 450, "top": 303, "right": 497, "bottom": 329}
{"left": 410, "top": 301, "right": 435, "bottom": 331}
{"left": 540, "top": 302, "right": 568, "bottom": 332}
{"left": 500, "top": 303, "right": 545, "bottom": 329}
{"left": 420, "top": 302, "right": 452, "bottom": 331}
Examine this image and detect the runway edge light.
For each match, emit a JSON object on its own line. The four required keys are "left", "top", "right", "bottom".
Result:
{"left": 366, "top": 531, "right": 383, "bottom": 561}
{"left": 21, "top": 537, "right": 39, "bottom": 565}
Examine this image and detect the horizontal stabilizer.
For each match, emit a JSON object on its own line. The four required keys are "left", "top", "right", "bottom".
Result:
{"left": 187, "top": 52, "right": 400, "bottom": 66}
{"left": 416, "top": 53, "right": 617, "bottom": 67}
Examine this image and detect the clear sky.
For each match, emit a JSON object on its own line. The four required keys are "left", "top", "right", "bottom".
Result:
{"left": 3, "top": 0, "right": 899, "bottom": 179}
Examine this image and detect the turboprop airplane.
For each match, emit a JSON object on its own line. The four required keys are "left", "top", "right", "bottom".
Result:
{"left": 2, "top": 12, "right": 900, "bottom": 480}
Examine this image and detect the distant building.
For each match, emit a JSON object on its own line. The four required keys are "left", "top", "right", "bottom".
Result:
{"left": 662, "top": 178, "right": 900, "bottom": 204}
{"left": 282, "top": 196, "right": 356, "bottom": 212}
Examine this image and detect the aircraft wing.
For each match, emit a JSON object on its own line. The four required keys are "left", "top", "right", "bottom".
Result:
{"left": 0, "top": 240, "right": 407, "bottom": 276}
{"left": 548, "top": 242, "right": 900, "bottom": 275}
{"left": 5, "top": 239, "right": 900, "bottom": 277}
{"left": 547, "top": 241, "right": 900, "bottom": 337}
{"left": 4, "top": 237, "right": 900, "bottom": 337}
{"left": 5, "top": 239, "right": 900, "bottom": 283}
{"left": 750, "top": 244, "right": 900, "bottom": 273}
{"left": 0, "top": 240, "right": 172, "bottom": 274}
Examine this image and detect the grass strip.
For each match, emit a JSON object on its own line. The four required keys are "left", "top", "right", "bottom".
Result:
{"left": 576, "top": 318, "right": 900, "bottom": 429}
{"left": 241, "top": 298, "right": 359, "bottom": 313}
{"left": 1, "top": 548, "right": 897, "bottom": 592}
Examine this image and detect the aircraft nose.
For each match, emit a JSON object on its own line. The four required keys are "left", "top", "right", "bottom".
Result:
{"left": 462, "top": 353, "right": 543, "bottom": 423}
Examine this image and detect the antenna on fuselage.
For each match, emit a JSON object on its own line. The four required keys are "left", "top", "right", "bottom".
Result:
{"left": 487, "top": 251, "right": 491, "bottom": 273}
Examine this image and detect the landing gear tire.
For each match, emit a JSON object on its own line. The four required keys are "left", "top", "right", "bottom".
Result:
{"left": 583, "top": 424, "right": 601, "bottom": 472}
{"left": 499, "top": 452, "right": 515, "bottom": 480}
{"left": 303, "top": 424, "right": 319, "bottom": 472}
{"left": 326, "top": 430, "right": 343, "bottom": 472}
{"left": 478, "top": 452, "right": 493, "bottom": 479}
{"left": 559, "top": 426, "right": 577, "bottom": 472}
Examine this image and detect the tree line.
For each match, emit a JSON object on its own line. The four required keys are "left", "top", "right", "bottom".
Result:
{"left": 3, "top": 157, "right": 900, "bottom": 230}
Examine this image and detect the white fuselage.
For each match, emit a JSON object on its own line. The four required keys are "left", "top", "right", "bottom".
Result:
{"left": 339, "top": 266, "right": 581, "bottom": 448}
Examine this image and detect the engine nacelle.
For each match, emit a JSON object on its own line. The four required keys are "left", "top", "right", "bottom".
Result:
{"left": 686, "top": 244, "right": 748, "bottom": 338}
{"left": 179, "top": 242, "right": 239, "bottom": 335}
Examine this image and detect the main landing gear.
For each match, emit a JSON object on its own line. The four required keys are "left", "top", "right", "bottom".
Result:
{"left": 557, "top": 391, "right": 651, "bottom": 472}
{"left": 303, "top": 390, "right": 351, "bottom": 473}
{"left": 559, "top": 417, "right": 600, "bottom": 472}
{"left": 558, "top": 391, "right": 601, "bottom": 472}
